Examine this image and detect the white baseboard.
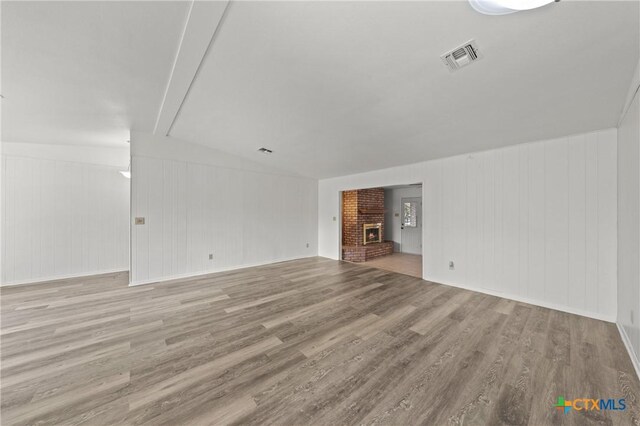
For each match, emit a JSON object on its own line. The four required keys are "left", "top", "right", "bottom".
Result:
{"left": 0, "top": 269, "right": 128, "bottom": 287}
{"left": 423, "top": 277, "right": 616, "bottom": 323}
{"left": 129, "top": 255, "right": 317, "bottom": 287}
{"left": 617, "top": 322, "right": 640, "bottom": 381}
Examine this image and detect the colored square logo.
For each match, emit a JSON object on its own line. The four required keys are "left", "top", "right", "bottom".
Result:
{"left": 555, "top": 396, "right": 572, "bottom": 413}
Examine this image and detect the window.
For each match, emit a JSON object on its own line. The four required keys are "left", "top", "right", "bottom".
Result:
{"left": 402, "top": 201, "right": 418, "bottom": 227}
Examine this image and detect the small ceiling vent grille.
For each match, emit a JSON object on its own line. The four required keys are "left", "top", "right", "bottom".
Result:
{"left": 441, "top": 40, "right": 482, "bottom": 72}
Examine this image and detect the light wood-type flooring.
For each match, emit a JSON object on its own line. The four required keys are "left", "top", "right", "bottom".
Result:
{"left": 361, "top": 253, "right": 422, "bottom": 278}
{"left": 1, "top": 257, "right": 639, "bottom": 425}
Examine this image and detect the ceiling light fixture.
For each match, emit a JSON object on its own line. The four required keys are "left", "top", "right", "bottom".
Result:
{"left": 258, "top": 147, "right": 273, "bottom": 154}
{"left": 120, "top": 161, "right": 131, "bottom": 179}
{"left": 469, "top": 0, "right": 556, "bottom": 15}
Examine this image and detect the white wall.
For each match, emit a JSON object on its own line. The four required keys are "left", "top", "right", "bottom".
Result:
{"left": 617, "top": 62, "right": 640, "bottom": 369}
{"left": 1, "top": 146, "right": 130, "bottom": 285}
{"left": 320, "top": 128, "right": 618, "bottom": 321}
{"left": 2, "top": 142, "right": 130, "bottom": 168}
{"left": 130, "top": 133, "right": 318, "bottom": 285}
{"left": 384, "top": 186, "right": 422, "bottom": 252}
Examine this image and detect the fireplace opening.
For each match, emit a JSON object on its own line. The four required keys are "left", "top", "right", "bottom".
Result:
{"left": 363, "top": 223, "right": 382, "bottom": 245}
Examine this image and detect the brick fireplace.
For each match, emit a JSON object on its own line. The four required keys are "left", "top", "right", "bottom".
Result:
{"left": 342, "top": 188, "right": 394, "bottom": 262}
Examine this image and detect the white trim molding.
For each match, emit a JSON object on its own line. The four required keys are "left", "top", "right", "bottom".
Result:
{"left": 129, "top": 255, "right": 316, "bottom": 287}
{"left": 1, "top": 269, "right": 128, "bottom": 287}
{"left": 617, "top": 322, "right": 640, "bottom": 381}
{"left": 430, "top": 278, "right": 617, "bottom": 324}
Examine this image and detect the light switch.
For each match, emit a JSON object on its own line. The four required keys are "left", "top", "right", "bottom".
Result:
{"left": 135, "top": 217, "right": 145, "bottom": 225}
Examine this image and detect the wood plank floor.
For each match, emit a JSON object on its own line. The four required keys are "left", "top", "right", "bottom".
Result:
{"left": 360, "top": 253, "right": 422, "bottom": 278}
{"left": 1, "top": 257, "right": 639, "bottom": 425}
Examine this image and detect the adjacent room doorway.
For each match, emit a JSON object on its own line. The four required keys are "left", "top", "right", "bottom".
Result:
{"left": 400, "top": 197, "right": 422, "bottom": 254}
{"left": 339, "top": 184, "right": 423, "bottom": 279}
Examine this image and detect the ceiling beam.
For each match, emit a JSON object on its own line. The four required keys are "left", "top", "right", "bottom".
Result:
{"left": 153, "top": 0, "right": 230, "bottom": 136}
{"left": 618, "top": 60, "right": 640, "bottom": 126}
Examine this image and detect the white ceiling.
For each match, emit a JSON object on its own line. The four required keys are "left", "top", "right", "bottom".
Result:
{"left": 170, "top": 0, "right": 639, "bottom": 178}
{"left": 3, "top": 1, "right": 639, "bottom": 177}
{"left": 1, "top": 1, "right": 189, "bottom": 147}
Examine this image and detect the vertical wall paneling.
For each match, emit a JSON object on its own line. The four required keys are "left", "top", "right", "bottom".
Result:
{"left": 147, "top": 158, "right": 164, "bottom": 281}
{"left": 465, "top": 154, "right": 480, "bottom": 289}
{"left": 423, "top": 162, "right": 441, "bottom": 283}
{"left": 482, "top": 151, "right": 496, "bottom": 292}
{"left": 597, "top": 130, "right": 618, "bottom": 317}
{"left": 527, "top": 142, "right": 545, "bottom": 300}
{"left": 130, "top": 155, "right": 318, "bottom": 285}
{"left": 517, "top": 146, "right": 529, "bottom": 299}
{"left": 493, "top": 150, "right": 504, "bottom": 294}
{"left": 318, "top": 128, "right": 618, "bottom": 321}
{"left": 502, "top": 147, "right": 520, "bottom": 296}
{"left": 2, "top": 156, "right": 7, "bottom": 284}
{"left": 568, "top": 134, "right": 587, "bottom": 311}
{"left": 1, "top": 156, "right": 130, "bottom": 285}
{"left": 617, "top": 73, "right": 640, "bottom": 369}
{"left": 544, "top": 139, "right": 569, "bottom": 309}
{"left": 617, "top": 75, "right": 640, "bottom": 374}
{"left": 585, "top": 133, "right": 600, "bottom": 314}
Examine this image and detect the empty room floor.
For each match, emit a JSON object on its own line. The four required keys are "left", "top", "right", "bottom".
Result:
{"left": 362, "top": 253, "right": 422, "bottom": 278}
{"left": 1, "top": 257, "right": 639, "bottom": 425}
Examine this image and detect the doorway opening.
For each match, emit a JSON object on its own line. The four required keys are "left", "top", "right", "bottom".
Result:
{"left": 340, "top": 184, "right": 422, "bottom": 278}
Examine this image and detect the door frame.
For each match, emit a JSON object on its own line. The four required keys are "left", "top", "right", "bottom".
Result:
{"left": 337, "top": 182, "right": 424, "bottom": 265}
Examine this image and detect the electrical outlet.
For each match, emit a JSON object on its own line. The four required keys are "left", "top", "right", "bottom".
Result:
{"left": 209, "top": 254, "right": 213, "bottom": 260}
{"left": 306, "top": 243, "right": 309, "bottom": 248}
{"left": 134, "top": 217, "right": 145, "bottom": 225}
{"left": 449, "top": 261, "right": 455, "bottom": 270}
{"left": 333, "top": 216, "right": 337, "bottom": 221}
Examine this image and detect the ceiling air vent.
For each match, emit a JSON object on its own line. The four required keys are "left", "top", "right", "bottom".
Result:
{"left": 441, "top": 40, "right": 482, "bottom": 72}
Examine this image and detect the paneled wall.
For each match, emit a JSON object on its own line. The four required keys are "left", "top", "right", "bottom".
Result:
{"left": 319, "top": 128, "right": 618, "bottom": 321}
{"left": 1, "top": 155, "right": 130, "bottom": 285}
{"left": 130, "top": 134, "right": 318, "bottom": 285}
{"left": 617, "top": 74, "right": 640, "bottom": 367}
